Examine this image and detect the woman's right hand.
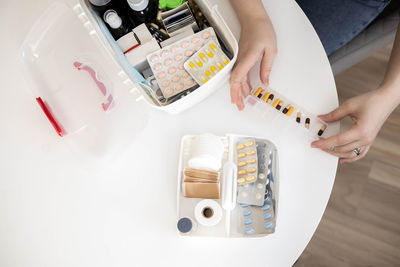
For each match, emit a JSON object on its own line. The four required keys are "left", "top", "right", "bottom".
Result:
{"left": 230, "top": 7, "right": 277, "bottom": 110}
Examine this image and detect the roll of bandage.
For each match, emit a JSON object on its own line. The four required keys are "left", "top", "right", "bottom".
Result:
{"left": 194, "top": 199, "right": 223, "bottom": 227}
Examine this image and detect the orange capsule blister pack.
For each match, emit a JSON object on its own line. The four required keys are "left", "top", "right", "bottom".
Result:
{"left": 246, "top": 85, "right": 328, "bottom": 137}
{"left": 235, "top": 139, "right": 258, "bottom": 185}
{"left": 184, "top": 40, "right": 230, "bottom": 85}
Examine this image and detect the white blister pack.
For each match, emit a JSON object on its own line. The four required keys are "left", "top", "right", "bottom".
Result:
{"left": 146, "top": 28, "right": 219, "bottom": 98}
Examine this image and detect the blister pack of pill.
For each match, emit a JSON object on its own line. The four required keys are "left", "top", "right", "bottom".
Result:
{"left": 248, "top": 85, "right": 328, "bottom": 137}
{"left": 146, "top": 28, "right": 218, "bottom": 98}
{"left": 235, "top": 139, "right": 258, "bottom": 185}
{"left": 184, "top": 40, "right": 230, "bottom": 85}
{"left": 237, "top": 140, "right": 273, "bottom": 206}
{"left": 239, "top": 186, "right": 276, "bottom": 236}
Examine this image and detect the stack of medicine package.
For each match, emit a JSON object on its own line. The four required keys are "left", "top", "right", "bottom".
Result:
{"left": 234, "top": 138, "right": 277, "bottom": 236}
{"left": 146, "top": 27, "right": 231, "bottom": 100}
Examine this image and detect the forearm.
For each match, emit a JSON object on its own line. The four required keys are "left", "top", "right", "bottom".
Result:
{"left": 380, "top": 24, "right": 400, "bottom": 108}
{"left": 230, "top": 0, "right": 271, "bottom": 27}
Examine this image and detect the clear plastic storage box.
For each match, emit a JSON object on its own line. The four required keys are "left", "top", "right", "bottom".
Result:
{"left": 20, "top": 0, "right": 238, "bottom": 158}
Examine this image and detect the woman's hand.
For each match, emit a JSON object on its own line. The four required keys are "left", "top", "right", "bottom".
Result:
{"left": 229, "top": 0, "right": 277, "bottom": 110}
{"left": 312, "top": 24, "right": 400, "bottom": 163}
{"left": 311, "top": 87, "right": 398, "bottom": 163}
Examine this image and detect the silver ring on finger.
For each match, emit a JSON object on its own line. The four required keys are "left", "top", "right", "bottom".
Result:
{"left": 353, "top": 147, "right": 362, "bottom": 156}
{"left": 330, "top": 145, "right": 335, "bottom": 152}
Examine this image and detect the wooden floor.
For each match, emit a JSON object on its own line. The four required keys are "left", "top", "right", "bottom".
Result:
{"left": 296, "top": 45, "right": 400, "bottom": 267}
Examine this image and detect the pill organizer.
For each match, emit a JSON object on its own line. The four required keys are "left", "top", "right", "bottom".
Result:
{"left": 184, "top": 40, "right": 230, "bottom": 85}
{"left": 176, "top": 134, "right": 279, "bottom": 237}
{"left": 146, "top": 27, "right": 219, "bottom": 98}
{"left": 20, "top": 0, "right": 238, "bottom": 158}
{"left": 246, "top": 85, "right": 329, "bottom": 138}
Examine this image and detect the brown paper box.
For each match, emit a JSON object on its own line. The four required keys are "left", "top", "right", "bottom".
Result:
{"left": 184, "top": 182, "right": 220, "bottom": 199}
{"left": 184, "top": 168, "right": 219, "bottom": 180}
{"left": 184, "top": 176, "right": 218, "bottom": 183}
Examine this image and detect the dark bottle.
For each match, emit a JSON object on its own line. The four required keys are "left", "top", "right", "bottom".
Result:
{"left": 89, "top": 0, "right": 115, "bottom": 17}
{"left": 103, "top": 9, "right": 134, "bottom": 40}
{"left": 126, "top": 0, "right": 159, "bottom": 25}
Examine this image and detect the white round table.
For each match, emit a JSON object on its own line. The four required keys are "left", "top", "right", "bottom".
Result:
{"left": 0, "top": 0, "right": 339, "bottom": 266}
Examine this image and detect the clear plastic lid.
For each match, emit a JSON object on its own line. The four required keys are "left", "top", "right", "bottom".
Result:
{"left": 20, "top": 2, "right": 149, "bottom": 159}
{"left": 89, "top": 0, "right": 111, "bottom": 6}
{"left": 127, "top": 0, "right": 149, "bottom": 11}
{"left": 103, "top": 9, "right": 122, "bottom": 29}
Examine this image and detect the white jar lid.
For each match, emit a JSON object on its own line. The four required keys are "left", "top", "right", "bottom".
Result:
{"left": 89, "top": 0, "right": 111, "bottom": 6}
{"left": 127, "top": 0, "right": 149, "bottom": 11}
{"left": 103, "top": 10, "right": 122, "bottom": 29}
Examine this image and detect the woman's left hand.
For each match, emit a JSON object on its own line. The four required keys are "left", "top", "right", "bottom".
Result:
{"left": 311, "top": 87, "right": 398, "bottom": 163}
